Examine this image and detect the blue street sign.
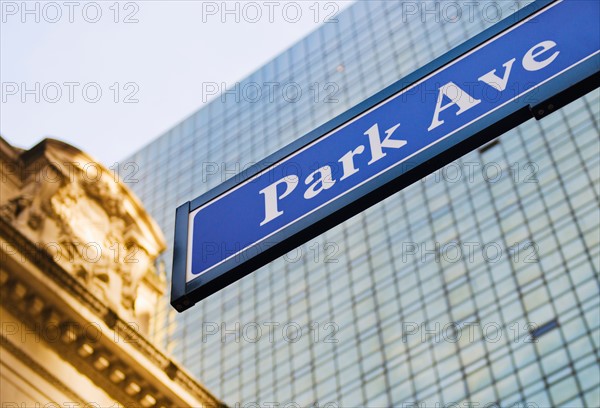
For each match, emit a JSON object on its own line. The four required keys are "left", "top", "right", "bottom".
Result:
{"left": 172, "top": 0, "right": 599, "bottom": 312}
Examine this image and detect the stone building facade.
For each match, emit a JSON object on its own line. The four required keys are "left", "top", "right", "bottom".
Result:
{"left": 0, "top": 136, "right": 224, "bottom": 407}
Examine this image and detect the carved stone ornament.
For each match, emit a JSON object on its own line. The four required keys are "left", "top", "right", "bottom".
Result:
{"left": 0, "top": 138, "right": 166, "bottom": 319}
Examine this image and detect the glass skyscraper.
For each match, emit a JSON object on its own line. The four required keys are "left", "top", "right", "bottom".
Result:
{"left": 123, "top": 1, "right": 599, "bottom": 406}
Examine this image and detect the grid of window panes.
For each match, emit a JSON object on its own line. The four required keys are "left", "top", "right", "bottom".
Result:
{"left": 124, "top": 1, "right": 599, "bottom": 406}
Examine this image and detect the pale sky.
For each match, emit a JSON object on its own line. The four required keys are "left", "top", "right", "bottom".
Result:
{"left": 1, "top": 0, "right": 353, "bottom": 165}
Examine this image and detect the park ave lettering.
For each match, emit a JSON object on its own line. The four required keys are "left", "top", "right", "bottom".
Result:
{"left": 259, "top": 39, "right": 559, "bottom": 226}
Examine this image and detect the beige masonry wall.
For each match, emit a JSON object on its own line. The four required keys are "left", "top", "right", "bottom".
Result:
{"left": 0, "top": 136, "right": 225, "bottom": 408}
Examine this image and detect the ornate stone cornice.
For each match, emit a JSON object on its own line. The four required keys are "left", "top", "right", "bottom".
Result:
{"left": 1, "top": 187, "right": 225, "bottom": 408}
{"left": 0, "top": 137, "right": 168, "bottom": 318}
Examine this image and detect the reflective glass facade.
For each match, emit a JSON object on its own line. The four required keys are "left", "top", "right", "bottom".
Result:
{"left": 124, "top": 1, "right": 599, "bottom": 406}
